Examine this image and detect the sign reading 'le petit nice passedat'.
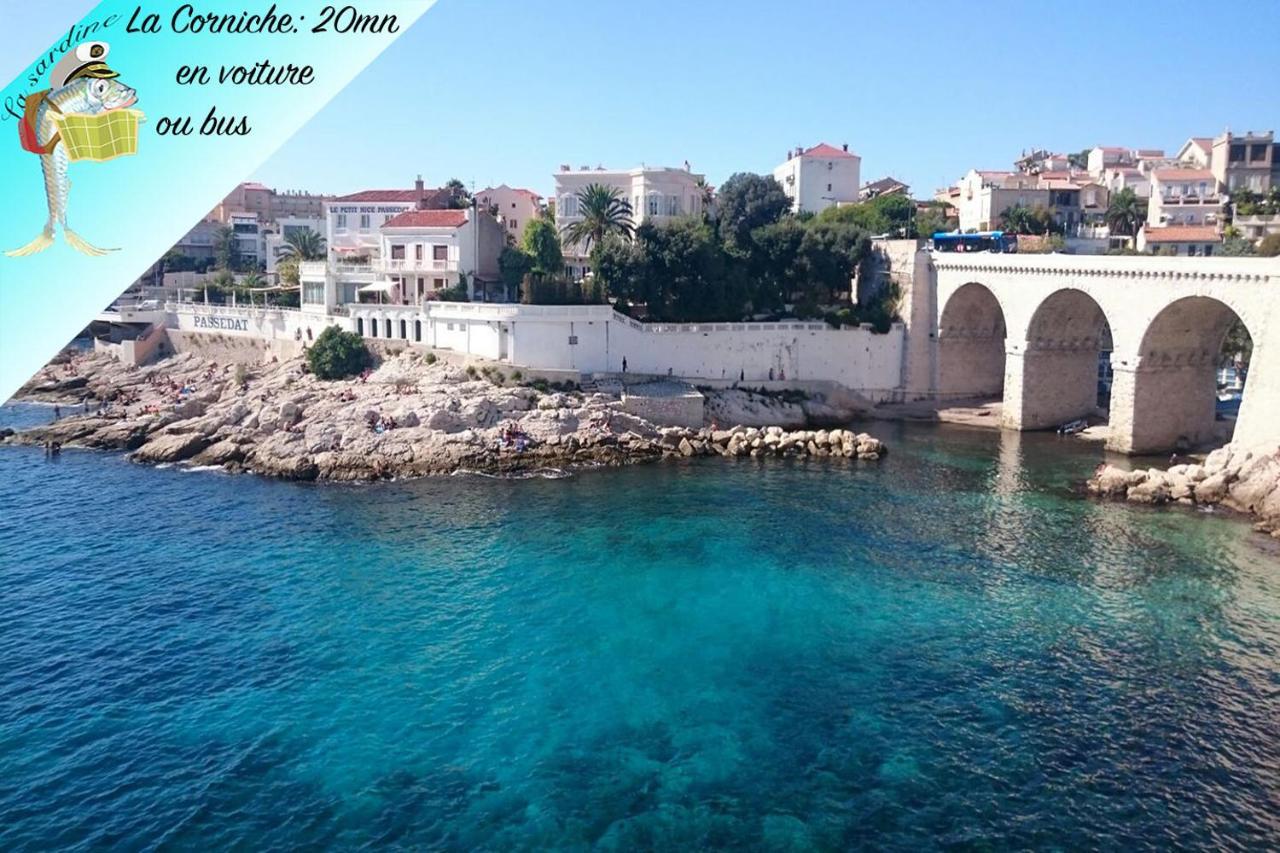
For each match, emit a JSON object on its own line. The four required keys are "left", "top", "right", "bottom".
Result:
{"left": 125, "top": 4, "right": 401, "bottom": 138}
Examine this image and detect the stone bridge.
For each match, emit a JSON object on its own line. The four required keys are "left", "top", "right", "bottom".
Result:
{"left": 900, "top": 252, "right": 1280, "bottom": 454}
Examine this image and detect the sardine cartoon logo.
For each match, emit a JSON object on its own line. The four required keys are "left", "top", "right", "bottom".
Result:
{"left": 7, "top": 41, "right": 143, "bottom": 258}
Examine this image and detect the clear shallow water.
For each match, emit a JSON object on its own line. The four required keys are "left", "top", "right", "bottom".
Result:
{"left": 1, "top": 403, "right": 1278, "bottom": 850}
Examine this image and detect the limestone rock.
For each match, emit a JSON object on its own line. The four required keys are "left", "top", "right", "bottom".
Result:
{"left": 132, "top": 432, "right": 212, "bottom": 464}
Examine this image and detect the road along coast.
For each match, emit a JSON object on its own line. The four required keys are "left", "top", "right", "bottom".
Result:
{"left": 2, "top": 350, "right": 886, "bottom": 481}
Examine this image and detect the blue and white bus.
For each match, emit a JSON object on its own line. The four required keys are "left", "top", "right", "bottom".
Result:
{"left": 931, "top": 231, "right": 1019, "bottom": 253}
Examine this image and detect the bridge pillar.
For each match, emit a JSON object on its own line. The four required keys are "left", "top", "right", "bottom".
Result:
{"left": 1000, "top": 345, "right": 1100, "bottom": 431}
{"left": 1107, "top": 355, "right": 1219, "bottom": 454}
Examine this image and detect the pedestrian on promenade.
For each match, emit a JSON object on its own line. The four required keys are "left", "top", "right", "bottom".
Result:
{"left": 622, "top": 357, "right": 627, "bottom": 373}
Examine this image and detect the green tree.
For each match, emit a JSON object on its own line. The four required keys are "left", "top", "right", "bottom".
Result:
{"left": 1105, "top": 188, "right": 1144, "bottom": 237}
{"left": 499, "top": 246, "right": 534, "bottom": 296}
{"left": 818, "top": 193, "right": 914, "bottom": 236}
{"left": 1258, "top": 233, "right": 1280, "bottom": 257}
{"left": 280, "top": 227, "right": 326, "bottom": 261}
{"left": 915, "top": 201, "right": 959, "bottom": 238}
{"left": 212, "top": 224, "right": 241, "bottom": 271}
{"left": 999, "top": 205, "right": 1059, "bottom": 235}
{"left": 694, "top": 176, "right": 715, "bottom": 221}
{"left": 277, "top": 256, "right": 301, "bottom": 288}
{"left": 1067, "top": 149, "right": 1092, "bottom": 170}
{"left": 520, "top": 217, "right": 564, "bottom": 273}
{"left": 560, "top": 183, "right": 634, "bottom": 255}
{"left": 999, "top": 205, "right": 1033, "bottom": 235}
{"left": 591, "top": 235, "right": 644, "bottom": 306}
{"left": 715, "top": 172, "right": 791, "bottom": 247}
{"left": 1221, "top": 319, "right": 1252, "bottom": 364}
{"left": 799, "top": 221, "right": 871, "bottom": 303}
{"left": 153, "top": 247, "right": 185, "bottom": 286}
{"left": 1221, "top": 236, "right": 1257, "bottom": 256}
{"left": 443, "top": 178, "right": 471, "bottom": 209}
{"left": 307, "top": 326, "right": 371, "bottom": 380}
{"left": 748, "top": 218, "right": 808, "bottom": 312}
{"left": 599, "top": 220, "right": 745, "bottom": 322}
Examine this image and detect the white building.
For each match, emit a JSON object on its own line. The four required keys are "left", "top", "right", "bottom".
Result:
{"left": 1102, "top": 167, "right": 1151, "bottom": 199}
{"left": 1085, "top": 146, "right": 1163, "bottom": 179}
{"left": 301, "top": 208, "right": 507, "bottom": 312}
{"left": 1147, "top": 168, "right": 1223, "bottom": 227}
{"left": 227, "top": 212, "right": 264, "bottom": 268}
{"left": 263, "top": 216, "right": 326, "bottom": 276}
{"left": 1175, "top": 137, "right": 1214, "bottom": 169}
{"left": 1136, "top": 225, "right": 1222, "bottom": 256}
{"left": 553, "top": 164, "right": 706, "bottom": 279}
{"left": 772, "top": 143, "right": 861, "bottom": 214}
{"left": 324, "top": 178, "right": 449, "bottom": 260}
{"left": 475, "top": 185, "right": 543, "bottom": 242}
{"left": 951, "top": 169, "right": 1044, "bottom": 233}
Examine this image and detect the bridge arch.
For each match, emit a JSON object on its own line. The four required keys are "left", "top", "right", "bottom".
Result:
{"left": 937, "top": 282, "right": 1006, "bottom": 400}
{"left": 1005, "top": 288, "right": 1113, "bottom": 430}
{"left": 1113, "top": 296, "right": 1253, "bottom": 454}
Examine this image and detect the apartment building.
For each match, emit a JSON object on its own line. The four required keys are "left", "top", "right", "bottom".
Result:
{"left": 1210, "top": 130, "right": 1278, "bottom": 193}
{"left": 475, "top": 185, "right": 543, "bottom": 241}
{"left": 209, "top": 182, "right": 333, "bottom": 224}
{"left": 1147, "top": 169, "right": 1223, "bottom": 228}
{"left": 773, "top": 143, "right": 861, "bottom": 214}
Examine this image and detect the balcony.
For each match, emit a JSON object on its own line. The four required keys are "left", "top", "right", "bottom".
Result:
{"left": 1159, "top": 194, "right": 1221, "bottom": 206}
{"left": 375, "top": 257, "right": 458, "bottom": 273}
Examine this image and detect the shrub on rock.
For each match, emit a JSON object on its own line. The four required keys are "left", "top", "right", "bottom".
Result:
{"left": 307, "top": 327, "right": 370, "bottom": 380}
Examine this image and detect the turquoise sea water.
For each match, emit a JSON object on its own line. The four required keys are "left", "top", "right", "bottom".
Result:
{"left": 1, "top": 402, "right": 1278, "bottom": 850}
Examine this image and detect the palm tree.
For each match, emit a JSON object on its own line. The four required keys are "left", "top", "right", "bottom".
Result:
{"left": 560, "top": 183, "right": 634, "bottom": 253}
{"left": 280, "top": 227, "right": 326, "bottom": 261}
{"left": 212, "top": 224, "right": 241, "bottom": 271}
{"left": 1106, "top": 188, "right": 1143, "bottom": 237}
{"left": 694, "top": 176, "right": 715, "bottom": 220}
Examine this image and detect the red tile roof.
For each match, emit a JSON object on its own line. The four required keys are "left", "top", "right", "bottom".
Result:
{"left": 801, "top": 142, "right": 858, "bottom": 159}
{"left": 1191, "top": 137, "right": 1212, "bottom": 153}
{"left": 383, "top": 210, "right": 469, "bottom": 228}
{"left": 1152, "top": 169, "right": 1215, "bottom": 182}
{"left": 333, "top": 189, "right": 425, "bottom": 203}
{"left": 1143, "top": 225, "right": 1221, "bottom": 243}
{"left": 240, "top": 182, "right": 271, "bottom": 192}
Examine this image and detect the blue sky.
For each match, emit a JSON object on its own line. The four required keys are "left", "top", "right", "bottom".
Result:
{"left": 250, "top": 0, "right": 1280, "bottom": 198}
{"left": 8, "top": 0, "right": 1280, "bottom": 201}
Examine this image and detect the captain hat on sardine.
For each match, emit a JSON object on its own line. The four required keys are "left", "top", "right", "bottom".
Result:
{"left": 49, "top": 41, "right": 119, "bottom": 89}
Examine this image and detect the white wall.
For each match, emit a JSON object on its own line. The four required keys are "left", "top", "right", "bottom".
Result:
{"left": 347, "top": 303, "right": 905, "bottom": 397}
{"left": 171, "top": 303, "right": 352, "bottom": 342}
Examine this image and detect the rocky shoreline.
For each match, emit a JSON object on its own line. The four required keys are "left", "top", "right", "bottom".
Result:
{"left": 2, "top": 350, "right": 886, "bottom": 481}
{"left": 1087, "top": 443, "right": 1280, "bottom": 538}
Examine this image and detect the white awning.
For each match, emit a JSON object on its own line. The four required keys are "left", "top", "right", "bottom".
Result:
{"left": 358, "top": 280, "right": 397, "bottom": 294}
